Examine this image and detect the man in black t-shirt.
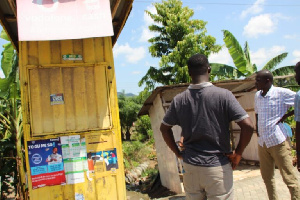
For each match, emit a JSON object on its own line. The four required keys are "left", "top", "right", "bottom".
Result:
{"left": 160, "top": 54, "right": 254, "bottom": 200}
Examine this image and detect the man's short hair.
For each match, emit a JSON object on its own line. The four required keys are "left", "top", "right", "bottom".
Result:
{"left": 187, "top": 54, "right": 210, "bottom": 75}
{"left": 257, "top": 69, "right": 273, "bottom": 82}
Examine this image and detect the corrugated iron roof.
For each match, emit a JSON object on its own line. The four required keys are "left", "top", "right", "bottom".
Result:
{"left": 138, "top": 78, "right": 256, "bottom": 116}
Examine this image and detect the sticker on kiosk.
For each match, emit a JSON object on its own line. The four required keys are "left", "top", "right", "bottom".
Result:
{"left": 50, "top": 93, "right": 64, "bottom": 105}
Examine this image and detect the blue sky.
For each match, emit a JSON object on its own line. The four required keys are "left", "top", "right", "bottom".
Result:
{"left": 113, "top": 0, "right": 300, "bottom": 95}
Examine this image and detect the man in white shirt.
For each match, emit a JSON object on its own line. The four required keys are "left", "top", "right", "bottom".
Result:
{"left": 46, "top": 147, "right": 62, "bottom": 164}
{"left": 255, "top": 69, "right": 300, "bottom": 200}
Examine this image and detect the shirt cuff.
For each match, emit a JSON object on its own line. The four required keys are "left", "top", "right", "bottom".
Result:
{"left": 234, "top": 114, "right": 249, "bottom": 123}
{"left": 162, "top": 120, "right": 174, "bottom": 126}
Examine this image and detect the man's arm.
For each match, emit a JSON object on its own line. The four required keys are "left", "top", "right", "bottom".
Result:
{"left": 160, "top": 123, "right": 182, "bottom": 159}
{"left": 277, "top": 110, "right": 294, "bottom": 124}
{"left": 296, "top": 121, "right": 300, "bottom": 172}
{"left": 255, "top": 114, "right": 258, "bottom": 136}
{"left": 228, "top": 117, "right": 254, "bottom": 169}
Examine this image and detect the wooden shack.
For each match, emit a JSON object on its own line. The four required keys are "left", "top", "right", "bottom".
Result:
{"left": 138, "top": 79, "right": 259, "bottom": 194}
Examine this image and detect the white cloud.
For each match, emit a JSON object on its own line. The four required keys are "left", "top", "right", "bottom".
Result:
{"left": 284, "top": 34, "right": 299, "bottom": 40}
{"left": 132, "top": 71, "right": 141, "bottom": 75}
{"left": 139, "top": 5, "right": 158, "bottom": 42}
{"left": 144, "top": 5, "right": 156, "bottom": 26}
{"left": 251, "top": 45, "right": 286, "bottom": 67}
{"left": 292, "top": 50, "right": 300, "bottom": 64}
{"left": 140, "top": 28, "right": 155, "bottom": 43}
{"left": 240, "top": 0, "right": 265, "bottom": 19}
{"left": 194, "top": 5, "right": 204, "bottom": 11}
{"left": 208, "top": 48, "right": 232, "bottom": 65}
{"left": 113, "top": 43, "right": 146, "bottom": 64}
{"left": 243, "top": 14, "right": 277, "bottom": 38}
{"left": 0, "top": 70, "right": 4, "bottom": 78}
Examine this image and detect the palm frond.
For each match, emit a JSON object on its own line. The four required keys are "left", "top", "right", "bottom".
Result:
{"left": 210, "top": 63, "right": 244, "bottom": 80}
{"left": 272, "top": 65, "right": 295, "bottom": 77}
{"left": 222, "top": 30, "right": 248, "bottom": 75}
{"left": 263, "top": 52, "right": 288, "bottom": 71}
{"left": 282, "top": 85, "right": 300, "bottom": 92}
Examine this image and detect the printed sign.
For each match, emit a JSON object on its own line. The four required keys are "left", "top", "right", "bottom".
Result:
{"left": 50, "top": 93, "right": 64, "bottom": 105}
{"left": 87, "top": 148, "right": 118, "bottom": 173}
{"left": 103, "top": 148, "right": 118, "bottom": 171}
{"left": 62, "top": 55, "right": 83, "bottom": 61}
{"left": 17, "top": 0, "right": 113, "bottom": 41}
{"left": 27, "top": 138, "right": 66, "bottom": 189}
{"left": 61, "top": 136, "right": 87, "bottom": 184}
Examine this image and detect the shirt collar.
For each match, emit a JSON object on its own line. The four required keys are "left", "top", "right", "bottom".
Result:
{"left": 188, "top": 82, "right": 213, "bottom": 89}
{"left": 260, "top": 85, "right": 274, "bottom": 97}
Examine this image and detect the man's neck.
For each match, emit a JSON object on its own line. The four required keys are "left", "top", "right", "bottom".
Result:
{"left": 191, "top": 75, "right": 209, "bottom": 84}
{"left": 261, "top": 85, "right": 272, "bottom": 96}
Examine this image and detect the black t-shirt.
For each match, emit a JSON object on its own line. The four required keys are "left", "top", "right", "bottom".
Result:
{"left": 163, "top": 84, "right": 248, "bottom": 167}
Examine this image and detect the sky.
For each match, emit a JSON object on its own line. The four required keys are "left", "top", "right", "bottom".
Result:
{"left": 113, "top": 0, "right": 300, "bottom": 95}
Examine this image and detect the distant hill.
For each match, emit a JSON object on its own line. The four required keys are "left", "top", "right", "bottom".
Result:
{"left": 117, "top": 92, "right": 136, "bottom": 97}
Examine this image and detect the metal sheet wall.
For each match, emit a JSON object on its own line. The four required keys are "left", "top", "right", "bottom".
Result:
{"left": 19, "top": 37, "right": 126, "bottom": 199}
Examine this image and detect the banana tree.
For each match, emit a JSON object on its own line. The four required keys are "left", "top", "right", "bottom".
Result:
{"left": 210, "top": 30, "right": 295, "bottom": 83}
{"left": 0, "top": 30, "right": 25, "bottom": 199}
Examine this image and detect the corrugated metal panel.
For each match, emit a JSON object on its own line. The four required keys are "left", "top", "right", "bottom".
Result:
{"left": 28, "top": 65, "right": 111, "bottom": 135}
{"left": 19, "top": 37, "right": 126, "bottom": 199}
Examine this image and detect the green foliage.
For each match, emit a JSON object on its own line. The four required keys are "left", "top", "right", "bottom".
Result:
{"left": 211, "top": 30, "right": 293, "bottom": 83}
{"left": 131, "top": 115, "right": 154, "bottom": 144}
{"left": 0, "top": 30, "right": 24, "bottom": 199}
{"left": 122, "top": 141, "right": 151, "bottom": 170}
{"left": 139, "top": 0, "right": 221, "bottom": 91}
{"left": 118, "top": 91, "right": 142, "bottom": 138}
{"left": 141, "top": 167, "right": 158, "bottom": 178}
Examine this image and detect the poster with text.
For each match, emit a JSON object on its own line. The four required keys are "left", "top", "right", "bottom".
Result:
{"left": 17, "top": 0, "right": 113, "bottom": 41}
{"left": 27, "top": 138, "right": 66, "bottom": 189}
{"left": 61, "top": 135, "right": 87, "bottom": 184}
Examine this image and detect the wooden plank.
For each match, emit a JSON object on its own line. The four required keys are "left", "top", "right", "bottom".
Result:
{"left": 28, "top": 69, "right": 43, "bottom": 134}
{"left": 73, "top": 67, "right": 88, "bottom": 130}
{"left": 39, "top": 68, "right": 54, "bottom": 134}
{"left": 94, "top": 37, "right": 104, "bottom": 62}
{"left": 62, "top": 68, "right": 76, "bottom": 131}
{"left": 50, "top": 41, "right": 61, "bottom": 64}
{"left": 83, "top": 38, "right": 95, "bottom": 63}
{"left": 49, "top": 68, "right": 66, "bottom": 132}
{"left": 85, "top": 67, "right": 98, "bottom": 128}
{"left": 38, "top": 41, "right": 51, "bottom": 65}
{"left": 27, "top": 41, "right": 39, "bottom": 65}
{"left": 94, "top": 65, "right": 110, "bottom": 128}
{"left": 61, "top": 40, "right": 74, "bottom": 64}
{"left": 73, "top": 39, "right": 83, "bottom": 63}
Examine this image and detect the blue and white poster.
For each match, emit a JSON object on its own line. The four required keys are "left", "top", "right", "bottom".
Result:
{"left": 27, "top": 138, "right": 66, "bottom": 189}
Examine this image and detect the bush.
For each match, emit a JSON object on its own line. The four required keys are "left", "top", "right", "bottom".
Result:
{"left": 122, "top": 141, "right": 151, "bottom": 170}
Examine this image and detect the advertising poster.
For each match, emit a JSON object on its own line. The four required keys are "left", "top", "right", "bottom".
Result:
{"left": 103, "top": 148, "right": 118, "bottom": 171}
{"left": 17, "top": 0, "right": 113, "bottom": 41}
{"left": 87, "top": 151, "right": 105, "bottom": 175}
{"left": 27, "top": 138, "right": 66, "bottom": 189}
{"left": 61, "top": 135, "right": 87, "bottom": 184}
{"left": 87, "top": 148, "right": 118, "bottom": 173}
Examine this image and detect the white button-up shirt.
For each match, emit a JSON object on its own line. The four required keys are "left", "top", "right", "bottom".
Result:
{"left": 255, "top": 85, "right": 295, "bottom": 148}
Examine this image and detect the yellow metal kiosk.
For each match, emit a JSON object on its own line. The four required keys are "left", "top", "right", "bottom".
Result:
{"left": 0, "top": 0, "right": 133, "bottom": 199}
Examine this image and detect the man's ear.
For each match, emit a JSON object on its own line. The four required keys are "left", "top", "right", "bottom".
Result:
{"left": 208, "top": 66, "right": 211, "bottom": 73}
